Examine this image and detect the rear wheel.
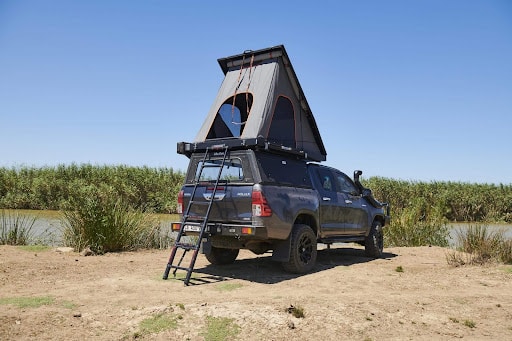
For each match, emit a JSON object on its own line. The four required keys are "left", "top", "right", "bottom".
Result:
{"left": 365, "top": 220, "right": 384, "bottom": 258}
{"left": 282, "top": 224, "right": 317, "bottom": 273}
{"left": 205, "top": 246, "right": 239, "bottom": 265}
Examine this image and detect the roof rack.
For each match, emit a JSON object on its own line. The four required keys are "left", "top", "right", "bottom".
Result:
{"left": 177, "top": 138, "right": 311, "bottom": 160}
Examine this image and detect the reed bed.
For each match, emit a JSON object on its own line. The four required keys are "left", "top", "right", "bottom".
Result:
{"left": 0, "top": 164, "right": 184, "bottom": 213}
{"left": 1, "top": 165, "right": 511, "bottom": 251}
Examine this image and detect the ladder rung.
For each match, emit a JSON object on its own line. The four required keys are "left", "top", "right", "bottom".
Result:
{"left": 176, "top": 243, "right": 199, "bottom": 250}
{"left": 189, "top": 201, "right": 210, "bottom": 205}
{"left": 170, "top": 265, "right": 192, "bottom": 272}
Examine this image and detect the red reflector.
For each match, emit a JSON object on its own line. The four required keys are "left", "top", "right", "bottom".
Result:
{"left": 241, "top": 227, "right": 253, "bottom": 234}
{"left": 171, "top": 223, "right": 181, "bottom": 231}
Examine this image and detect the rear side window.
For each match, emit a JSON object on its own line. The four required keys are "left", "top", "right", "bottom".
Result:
{"left": 256, "top": 152, "right": 311, "bottom": 187}
{"left": 195, "top": 158, "right": 244, "bottom": 182}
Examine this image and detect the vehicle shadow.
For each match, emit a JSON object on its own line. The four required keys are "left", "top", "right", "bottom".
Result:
{"left": 184, "top": 245, "right": 397, "bottom": 286}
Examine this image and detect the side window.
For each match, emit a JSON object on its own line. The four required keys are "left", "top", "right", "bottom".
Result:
{"left": 267, "top": 96, "right": 295, "bottom": 146}
{"left": 317, "top": 169, "right": 335, "bottom": 192}
{"left": 207, "top": 93, "right": 253, "bottom": 139}
{"left": 335, "top": 173, "right": 358, "bottom": 195}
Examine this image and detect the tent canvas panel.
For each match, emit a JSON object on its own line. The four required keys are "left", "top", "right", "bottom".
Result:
{"left": 184, "top": 45, "right": 327, "bottom": 162}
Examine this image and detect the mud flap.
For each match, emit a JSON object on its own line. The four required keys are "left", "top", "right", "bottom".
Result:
{"left": 271, "top": 236, "right": 291, "bottom": 262}
{"left": 201, "top": 238, "right": 211, "bottom": 254}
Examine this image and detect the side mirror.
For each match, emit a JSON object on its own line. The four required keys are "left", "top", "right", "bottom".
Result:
{"left": 362, "top": 188, "right": 372, "bottom": 197}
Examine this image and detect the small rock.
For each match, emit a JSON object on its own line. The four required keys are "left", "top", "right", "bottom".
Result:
{"left": 55, "top": 247, "right": 74, "bottom": 253}
{"left": 73, "top": 312, "right": 82, "bottom": 318}
{"left": 287, "top": 321, "right": 295, "bottom": 329}
{"left": 80, "top": 247, "right": 94, "bottom": 256}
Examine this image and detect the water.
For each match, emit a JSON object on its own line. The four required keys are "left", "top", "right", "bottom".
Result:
{"left": 448, "top": 223, "right": 512, "bottom": 246}
{"left": 4, "top": 210, "right": 512, "bottom": 247}
{"left": 2, "top": 210, "right": 177, "bottom": 246}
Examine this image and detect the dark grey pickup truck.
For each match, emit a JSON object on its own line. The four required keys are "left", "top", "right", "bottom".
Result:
{"left": 171, "top": 148, "right": 390, "bottom": 273}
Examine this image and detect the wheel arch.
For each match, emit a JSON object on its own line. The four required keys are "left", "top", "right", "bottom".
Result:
{"left": 294, "top": 212, "right": 318, "bottom": 236}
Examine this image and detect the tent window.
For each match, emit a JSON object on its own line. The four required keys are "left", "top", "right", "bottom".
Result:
{"left": 267, "top": 96, "right": 295, "bottom": 146}
{"left": 206, "top": 93, "right": 253, "bottom": 139}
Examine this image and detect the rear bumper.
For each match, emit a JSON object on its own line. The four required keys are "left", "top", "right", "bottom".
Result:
{"left": 172, "top": 221, "right": 266, "bottom": 238}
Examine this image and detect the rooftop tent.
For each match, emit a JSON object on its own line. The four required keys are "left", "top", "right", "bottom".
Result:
{"left": 182, "top": 45, "right": 327, "bottom": 162}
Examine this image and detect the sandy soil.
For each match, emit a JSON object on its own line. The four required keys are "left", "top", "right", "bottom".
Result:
{"left": 1, "top": 244, "right": 511, "bottom": 340}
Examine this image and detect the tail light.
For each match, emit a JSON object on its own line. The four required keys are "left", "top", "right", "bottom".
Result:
{"left": 177, "top": 190, "right": 184, "bottom": 214}
{"left": 252, "top": 189, "right": 272, "bottom": 217}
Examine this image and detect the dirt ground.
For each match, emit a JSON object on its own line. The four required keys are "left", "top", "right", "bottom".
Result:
{"left": 1, "top": 244, "right": 511, "bottom": 341}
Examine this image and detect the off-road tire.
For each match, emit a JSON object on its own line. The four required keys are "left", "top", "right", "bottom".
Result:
{"left": 365, "top": 220, "right": 384, "bottom": 258}
{"left": 205, "top": 246, "right": 239, "bottom": 265}
{"left": 282, "top": 224, "right": 317, "bottom": 273}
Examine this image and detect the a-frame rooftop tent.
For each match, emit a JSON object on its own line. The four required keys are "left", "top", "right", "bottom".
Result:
{"left": 177, "top": 45, "right": 327, "bottom": 162}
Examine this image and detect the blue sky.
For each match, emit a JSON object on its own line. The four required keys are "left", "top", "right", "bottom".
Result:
{"left": 1, "top": 1, "right": 511, "bottom": 184}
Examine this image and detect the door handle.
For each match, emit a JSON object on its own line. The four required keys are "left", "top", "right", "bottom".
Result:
{"left": 322, "top": 197, "right": 331, "bottom": 201}
{"left": 345, "top": 200, "right": 352, "bottom": 204}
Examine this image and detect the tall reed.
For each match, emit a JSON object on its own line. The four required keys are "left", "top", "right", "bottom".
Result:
{"left": 0, "top": 164, "right": 184, "bottom": 213}
{"left": 447, "top": 224, "right": 512, "bottom": 265}
{"left": 0, "top": 209, "right": 37, "bottom": 245}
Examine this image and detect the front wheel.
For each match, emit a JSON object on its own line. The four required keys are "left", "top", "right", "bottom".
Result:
{"left": 282, "top": 224, "right": 317, "bottom": 273}
{"left": 365, "top": 220, "right": 384, "bottom": 258}
{"left": 205, "top": 246, "right": 239, "bottom": 265}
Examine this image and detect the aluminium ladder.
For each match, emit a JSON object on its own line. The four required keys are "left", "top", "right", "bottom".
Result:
{"left": 162, "top": 146, "right": 229, "bottom": 285}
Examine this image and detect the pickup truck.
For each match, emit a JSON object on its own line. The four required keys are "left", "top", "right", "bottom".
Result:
{"left": 172, "top": 148, "right": 390, "bottom": 273}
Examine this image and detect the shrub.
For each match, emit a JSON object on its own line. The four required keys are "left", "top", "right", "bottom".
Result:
{"left": 447, "top": 225, "right": 512, "bottom": 265}
{"left": 61, "top": 184, "right": 161, "bottom": 253}
{"left": 384, "top": 198, "right": 449, "bottom": 247}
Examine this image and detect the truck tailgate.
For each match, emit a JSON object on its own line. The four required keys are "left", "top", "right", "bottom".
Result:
{"left": 183, "top": 184, "right": 253, "bottom": 223}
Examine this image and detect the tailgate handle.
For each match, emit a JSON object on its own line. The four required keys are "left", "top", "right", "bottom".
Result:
{"left": 203, "top": 193, "right": 226, "bottom": 201}
{"left": 345, "top": 199, "right": 352, "bottom": 204}
{"left": 322, "top": 197, "right": 331, "bottom": 201}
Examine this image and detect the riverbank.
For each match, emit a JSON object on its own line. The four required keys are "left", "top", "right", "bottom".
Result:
{"left": 1, "top": 245, "right": 511, "bottom": 340}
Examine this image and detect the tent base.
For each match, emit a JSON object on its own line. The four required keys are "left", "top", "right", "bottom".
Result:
{"left": 177, "top": 138, "right": 321, "bottom": 161}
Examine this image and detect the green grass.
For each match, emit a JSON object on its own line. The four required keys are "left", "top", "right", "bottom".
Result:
{"left": 0, "top": 296, "right": 55, "bottom": 308}
{"left": 395, "top": 266, "right": 404, "bottom": 273}
{"left": 18, "top": 244, "right": 51, "bottom": 252}
{"left": 463, "top": 319, "right": 476, "bottom": 328}
{"left": 285, "top": 304, "right": 305, "bottom": 318}
{"left": 138, "top": 313, "right": 179, "bottom": 335}
{"left": 201, "top": 316, "right": 241, "bottom": 341}
{"left": 215, "top": 282, "right": 243, "bottom": 292}
{"left": 61, "top": 300, "right": 77, "bottom": 309}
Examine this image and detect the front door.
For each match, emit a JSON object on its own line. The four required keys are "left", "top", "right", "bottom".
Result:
{"left": 333, "top": 171, "right": 369, "bottom": 235}
{"left": 315, "top": 168, "right": 345, "bottom": 237}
